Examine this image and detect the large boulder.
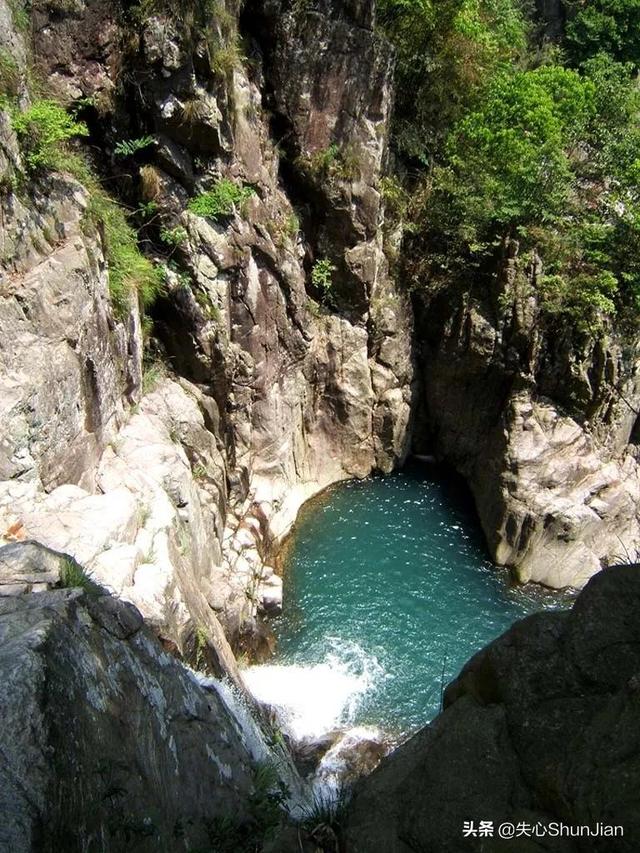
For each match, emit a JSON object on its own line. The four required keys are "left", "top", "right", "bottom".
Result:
{"left": 0, "top": 542, "right": 291, "bottom": 853}
{"left": 343, "top": 564, "right": 640, "bottom": 852}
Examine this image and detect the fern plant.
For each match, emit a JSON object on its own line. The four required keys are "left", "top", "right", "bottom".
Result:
{"left": 114, "top": 135, "right": 155, "bottom": 158}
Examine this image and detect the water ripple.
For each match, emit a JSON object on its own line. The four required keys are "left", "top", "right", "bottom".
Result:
{"left": 246, "top": 462, "right": 572, "bottom": 739}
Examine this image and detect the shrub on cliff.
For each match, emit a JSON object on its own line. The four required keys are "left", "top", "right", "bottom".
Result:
{"left": 60, "top": 153, "right": 165, "bottom": 316}
{"left": 8, "top": 99, "right": 162, "bottom": 315}
{"left": 311, "top": 258, "right": 336, "bottom": 303}
{"left": 0, "top": 49, "right": 20, "bottom": 98}
{"left": 90, "top": 191, "right": 165, "bottom": 314}
{"left": 188, "top": 179, "right": 255, "bottom": 220}
{"left": 433, "top": 65, "right": 595, "bottom": 243}
{"left": 11, "top": 99, "right": 88, "bottom": 170}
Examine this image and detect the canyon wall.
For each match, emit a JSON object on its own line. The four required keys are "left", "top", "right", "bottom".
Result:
{"left": 1, "top": 0, "right": 639, "bottom": 659}
{"left": 1, "top": 0, "right": 640, "bottom": 849}
{"left": 0, "top": 0, "right": 414, "bottom": 666}
{"left": 414, "top": 241, "right": 640, "bottom": 589}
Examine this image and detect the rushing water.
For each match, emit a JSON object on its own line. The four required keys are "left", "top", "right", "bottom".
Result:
{"left": 244, "top": 462, "right": 570, "bottom": 741}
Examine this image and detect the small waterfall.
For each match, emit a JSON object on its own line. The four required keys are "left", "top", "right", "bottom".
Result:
{"left": 241, "top": 638, "right": 391, "bottom": 801}
{"left": 241, "top": 637, "right": 384, "bottom": 741}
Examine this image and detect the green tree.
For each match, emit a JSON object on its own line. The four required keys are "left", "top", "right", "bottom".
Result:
{"left": 564, "top": 0, "right": 640, "bottom": 67}
{"left": 432, "top": 65, "right": 595, "bottom": 244}
{"left": 377, "top": 0, "right": 530, "bottom": 163}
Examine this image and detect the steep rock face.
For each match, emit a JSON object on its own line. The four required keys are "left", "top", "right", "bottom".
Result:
{"left": 0, "top": 0, "right": 415, "bottom": 659}
{"left": 0, "top": 542, "right": 299, "bottom": 853}
{"left": 415, "top": 242, "right": 640, "bottom": 588}
{"left": 1, "top": 379, "right": 243, "bottom": 677}
{"left": 0, "top": 149, "right": 141, "bottom": 491}
{"left": 344, "top": 563, "right": 640, "bottom": 852}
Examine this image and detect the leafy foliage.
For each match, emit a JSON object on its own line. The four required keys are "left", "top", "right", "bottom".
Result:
{"left": 433, "top": 65, "right": 595, "bottom": 244}
{"left": 88, "top": 189, "right": 165, "bottom": 314}
{"left": 188, "top": 179, "right": 255, "bottom": 220}
{"left": 247, "top": 761, "right": 290, "bottom": 837}
{"left": 564, "top": 0, "right": 640, "bottom": 66}
{"left": 378, "top": 0, "right": 531, "bottom": 164}
{"left": 311, "top": 258, "right": 336, "bottom": 302}
{"left": 11, "top": 100, "right": 88, "bottom": 170}
{"left": 160, "top": 225, "right": 188, "bottom": 246}
{"left": 6, "top": 93, "right": 163, "bottom": 319}
{"left": 378, "top": 0, "right": 640, "bottom": 330}
{"left": 113, "top": 135, "right": 155, "bottom": 158}
{"left": 7, "top": 0, "right": 29, "bottom": 32}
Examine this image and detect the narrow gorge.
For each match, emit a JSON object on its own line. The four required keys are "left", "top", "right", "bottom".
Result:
{"left": 1, "top": 0, "right": 639, "bottom": 849}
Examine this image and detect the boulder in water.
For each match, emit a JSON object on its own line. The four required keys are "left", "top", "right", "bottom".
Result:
{"left": 314, "top": 727, "right": 391, "bottom": 792}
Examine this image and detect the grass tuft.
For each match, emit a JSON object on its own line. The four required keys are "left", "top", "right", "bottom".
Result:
{"left": 59, "top": 557, "right": 101, "bottom": 594}
{"left": 188, "top": 179, "right": 255, "bottom": 221}
{"left": 299, "top": 785, "right": 348, "bottom": 839}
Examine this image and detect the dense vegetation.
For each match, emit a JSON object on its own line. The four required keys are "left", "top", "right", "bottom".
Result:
{"left": 1, "top": 94, "right": 164, "bottom": 317}
{"left": 378, "top": 0, "right": 640, "bottom": 330}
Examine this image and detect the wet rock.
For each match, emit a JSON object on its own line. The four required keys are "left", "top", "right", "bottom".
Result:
{"left": 256, "top": 568, "right": 283, "bottom": 615}
{"left": 313, "top": 727, "right": 390, "bottom": 790}
{"left": 293, "top": 730, "right": 344, "bottom": 776}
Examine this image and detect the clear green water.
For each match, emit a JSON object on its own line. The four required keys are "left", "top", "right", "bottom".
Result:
{"left": 262, "top": 463, "right": 569, "bottom": 737}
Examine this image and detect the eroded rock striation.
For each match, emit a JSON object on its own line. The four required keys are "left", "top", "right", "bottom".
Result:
{"left": 0, "top": 541, "right": 303, "bottom": 853}
{"left": 344, "top": 563, "right": 640, "bottom": 852}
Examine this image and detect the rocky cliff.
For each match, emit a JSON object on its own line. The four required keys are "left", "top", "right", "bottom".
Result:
{"left": 0, "top": 541, "right": 304, "bottom": 853}
{"left": 0, "top": 0, "right": 414, "bottom": 669}
{"left": 1, "top": 0, "right": 638, "bottom": 675}
{"left": 343, "top": 563, "right": 640, "bottom": 852}
{"left": 0, "top": 0, "right": 640, "bottom": 849}
{"left": 413, "top": 240, "right": 640, "bottom": 589}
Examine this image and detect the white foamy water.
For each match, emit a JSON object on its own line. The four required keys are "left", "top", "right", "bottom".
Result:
{"left": 242, "top": 639, "right": 384, "bottom": 742}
